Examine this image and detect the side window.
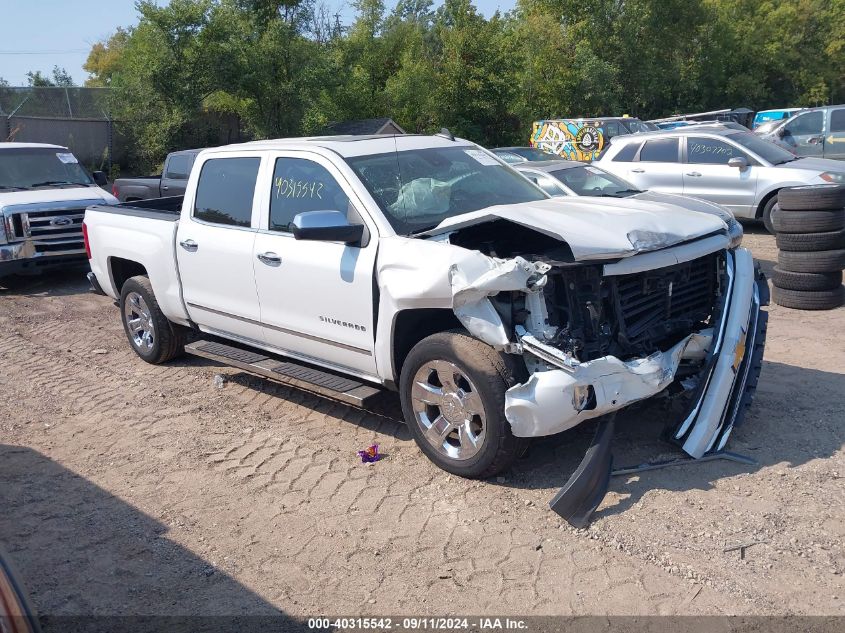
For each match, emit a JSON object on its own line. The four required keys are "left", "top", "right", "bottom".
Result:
{"left": 830, "top": 109, "right": 845, "bottom": 133}
{"left": 604, "top": 122, "right": 622, "bottom": 139}
{"left": 612, "top": 141, "right": 640, "bottom": 162}
{"left": 269, "top": 158, "right": 351, "bottom": 233}
{"left": 534, "top": 174, "right": 567, "bottom": 196}
{"left": 687, "top": 137, "right": 744, "bottom": 165}
{"left": 165, "top": 154, "right": 190, "bottom": 179}
{"left": 784, "top": 111, "right": 823, "bottom": 136}
{"left": 638, "top": 138, "right": 679, "bottom": 162}
{"left": 193, "top": 157, "right": 260, "bottom": 227}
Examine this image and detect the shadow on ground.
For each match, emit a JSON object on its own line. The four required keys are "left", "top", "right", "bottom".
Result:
{"left": 0, "top": 268, "right": 91, "bottom": 297}
{"left": 0, "top": 445, "right": 311, "bottom": 632}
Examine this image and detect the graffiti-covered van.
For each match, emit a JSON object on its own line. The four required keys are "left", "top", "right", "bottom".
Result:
{"left": 531, "top": 117, "right": 657, "bottom": 161}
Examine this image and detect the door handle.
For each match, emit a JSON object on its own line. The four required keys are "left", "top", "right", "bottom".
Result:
{"left": 257, "top": 251, "right": 282, "bottom": 265}
{"left": 179, "top": 239, "right": 198, "bottom": 251}
{"left": 162, "top": 185, "right": 169, "bottom": 190}
{"left": 631, "top": 168, "right": 645, "bottom": 173}
{"left": 807, "top": 136, "right": 823, "bottom": 145}
{"left": 686, "top": 172, "right": 702, "bottom": 177}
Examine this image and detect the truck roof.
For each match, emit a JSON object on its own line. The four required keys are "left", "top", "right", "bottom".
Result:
{"left": 204, "top": 134, "right": 472, "bottom": 158}
{"left": 0, "top": 142, "right": 68, "bottom": 150}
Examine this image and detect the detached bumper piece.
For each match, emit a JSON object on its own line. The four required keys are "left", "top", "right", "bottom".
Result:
{"left": 549, "top": 249, "right": 769, "bottom": 527}
{"left": 674, "top": 250, "right": 768, "bottom": 456}
{"left": 549, "top": 415, "right": 615, "bottom": 527}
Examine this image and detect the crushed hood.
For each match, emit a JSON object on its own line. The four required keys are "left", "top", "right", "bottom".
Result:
{"left": 420, "top": 196, "right": 727, "bottom": 260}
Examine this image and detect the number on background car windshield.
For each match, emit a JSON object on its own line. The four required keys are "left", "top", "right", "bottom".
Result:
{"left": 687, "top": 138, "right": 741, "bottom": 165}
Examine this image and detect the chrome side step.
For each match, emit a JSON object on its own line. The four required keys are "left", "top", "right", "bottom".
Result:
{"left": 185, "top": 340, "right": 383, "bottom": 407}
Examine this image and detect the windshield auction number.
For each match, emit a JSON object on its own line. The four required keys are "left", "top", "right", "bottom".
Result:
{"left": 275, "top": 177, "right": 324, "bottom": 199}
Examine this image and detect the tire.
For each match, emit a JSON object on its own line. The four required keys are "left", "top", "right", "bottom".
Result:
{"left": 119, "top": 275, "right": 186, "bottom": 364}
{"left": 0, "top": 548, "right": 42, "bottom": 633}
{"left": 772, "top": 267, "right": 843, "bottom": 291}
{"left": 761, "top": 197, "right": 778, "bottom": 234}
{"left": 399, "top": 331, "right": 528, "bottom": 478}
{"left": 772, "top": 208, "right": 845, "bottom": 233}
{"left": 775, "top": 228, "right": 845, "bottom": 252}
{"left": 772, "top": 285, "right": 845, "bottom": 310}
{"left": 777, "top": 184, "right": 845, "bottom": 211}
{"left": 777, "top": 249, "right": 845, "bottom": 273}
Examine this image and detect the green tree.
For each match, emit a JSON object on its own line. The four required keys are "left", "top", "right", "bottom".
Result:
{"left": 84, "top": 28, "right": 131, "bottom": 87}
{"left": 26, "top": 66, "right": 75, "bottom": 87}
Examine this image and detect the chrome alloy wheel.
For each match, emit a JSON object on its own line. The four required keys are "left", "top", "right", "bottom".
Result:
{"left": 410, "top": 360, "right": 486, "bottom": 461}
{"left": 124, "top": 291, "right": 155, "bottom": 352}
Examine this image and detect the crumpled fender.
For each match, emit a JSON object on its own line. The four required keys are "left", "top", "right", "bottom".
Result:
{"left": 375, "top": 238, "right": 528, "bottom": 379}
{"left": 504, "top": 333, "right": 708, "bottom": 437}
{"left": 450, "top": 256, "right": 548, "bottom": 347}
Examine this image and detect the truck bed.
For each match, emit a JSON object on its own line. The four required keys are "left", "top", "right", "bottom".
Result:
{"left": 86, "top": 196, "right": 183, "bottom": 221}
{"left": 84, "top": 196, "right": 189, "bottom": 323}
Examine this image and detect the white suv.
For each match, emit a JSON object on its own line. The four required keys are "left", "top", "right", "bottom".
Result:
{"left": 596, "top": 125, "right": 845, "bottom": 232}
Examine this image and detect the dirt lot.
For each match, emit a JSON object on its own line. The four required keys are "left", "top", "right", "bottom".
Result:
{"left": 1, "top": 228, "right": 843, "bottom": 620}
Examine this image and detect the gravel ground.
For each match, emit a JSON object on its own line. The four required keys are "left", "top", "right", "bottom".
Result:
{"left": 0, "top": 228, "right": 843, "bottom": 620}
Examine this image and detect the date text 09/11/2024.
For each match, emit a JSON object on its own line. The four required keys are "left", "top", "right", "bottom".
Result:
{"left": 307, "top": 617, "right": 529, "bottom": 630}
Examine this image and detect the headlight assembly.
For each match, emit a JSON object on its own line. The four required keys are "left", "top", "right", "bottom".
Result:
{"left": 820, "top": 172, "right": 845, "bottom": 184}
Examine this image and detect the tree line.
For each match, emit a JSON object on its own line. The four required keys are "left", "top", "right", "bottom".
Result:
{"left": 32, "top": 0, "right": 845, "bottom": 169}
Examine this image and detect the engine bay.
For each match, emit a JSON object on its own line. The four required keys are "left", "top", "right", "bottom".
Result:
{"left": 446, "top": 219, "right": 726, "bottom": 363}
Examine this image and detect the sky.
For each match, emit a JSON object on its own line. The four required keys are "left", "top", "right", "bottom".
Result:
{"left": 0, "top": 0, "right": 517, "bottom": 86}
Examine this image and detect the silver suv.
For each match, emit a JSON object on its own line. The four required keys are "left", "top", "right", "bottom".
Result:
{"left": 596, "top": 125, "right": 845, "bottom": 232}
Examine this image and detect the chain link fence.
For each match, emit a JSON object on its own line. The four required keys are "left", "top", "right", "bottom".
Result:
{"left": 0, "top": 86, "right": 123, "bottom": 173}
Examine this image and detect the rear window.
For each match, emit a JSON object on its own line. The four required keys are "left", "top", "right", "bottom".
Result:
{"left": 612, "top": 142, "right": 640, "bottom": 162}
{"left": 165, "top": 154, "right": 191, "bottom": 179}
{"left": 639, "top": 138, "right": 679, "bottom": 162}
{"left": 831, "top": 109, "right": 845, "bottom": 133}
{"left": 193, "top": 157, "right": 260, "bottom": 227}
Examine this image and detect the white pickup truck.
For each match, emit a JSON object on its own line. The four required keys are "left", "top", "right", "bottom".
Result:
{"left": 1, "top": 142, "right": 116, "bottom": 280}
{"left": 84, "top": 133, "right": 768, "bottom": 525}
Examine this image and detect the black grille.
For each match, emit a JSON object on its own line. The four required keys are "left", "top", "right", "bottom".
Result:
{"left": 612, "top": 253, "right": 719, "bottom": 349}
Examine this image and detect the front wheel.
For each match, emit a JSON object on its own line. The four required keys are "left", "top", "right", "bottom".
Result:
{"left": 762, "top": 197, "right": 778, "bottom": 235}
{"left": 120, "top": 275, "right": 186, "bottom": 364}
{"left": 399, "top": 332, "right": 528, "bottom": 478}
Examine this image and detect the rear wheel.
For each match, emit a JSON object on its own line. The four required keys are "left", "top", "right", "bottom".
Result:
{"left": 399, "top": 331, "right": 528, "bottom": 478}
{"left": 120, "top": 276, "right": 186, "bottom": 364}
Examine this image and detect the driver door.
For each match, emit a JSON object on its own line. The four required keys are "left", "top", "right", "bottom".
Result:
{"left": 251, "top": 152, "right": 379, "bottom": 376}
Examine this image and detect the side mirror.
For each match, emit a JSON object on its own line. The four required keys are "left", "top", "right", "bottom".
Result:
{"left": 776, "top": 127, "right": 786, "bottom": 138}
{"left": 92, "top": 171, "right": 108, "bottom": 187}
{"left": 291, "top": 210, "right": 364, "bottom": 244}
{"left": 728, "top": 156, "right": 748, "bottom": 171}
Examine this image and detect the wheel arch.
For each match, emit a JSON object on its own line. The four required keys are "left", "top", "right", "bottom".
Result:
{"left": 756, "top": 187, "right": 781, "bottom": 218}
{"left": 108, "top": 257, "right": 148, "bottom": 295}
{"left": 389, "top": 308, "right": 463, "bottom": 387}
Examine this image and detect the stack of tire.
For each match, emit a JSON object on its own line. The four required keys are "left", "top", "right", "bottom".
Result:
{"left": 771, "top": 184, "right": 845, "bottom": 310}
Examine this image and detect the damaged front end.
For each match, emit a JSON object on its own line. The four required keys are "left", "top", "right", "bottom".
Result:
{"left": 446, "top": 224, "right": 768, "bottom": 525}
